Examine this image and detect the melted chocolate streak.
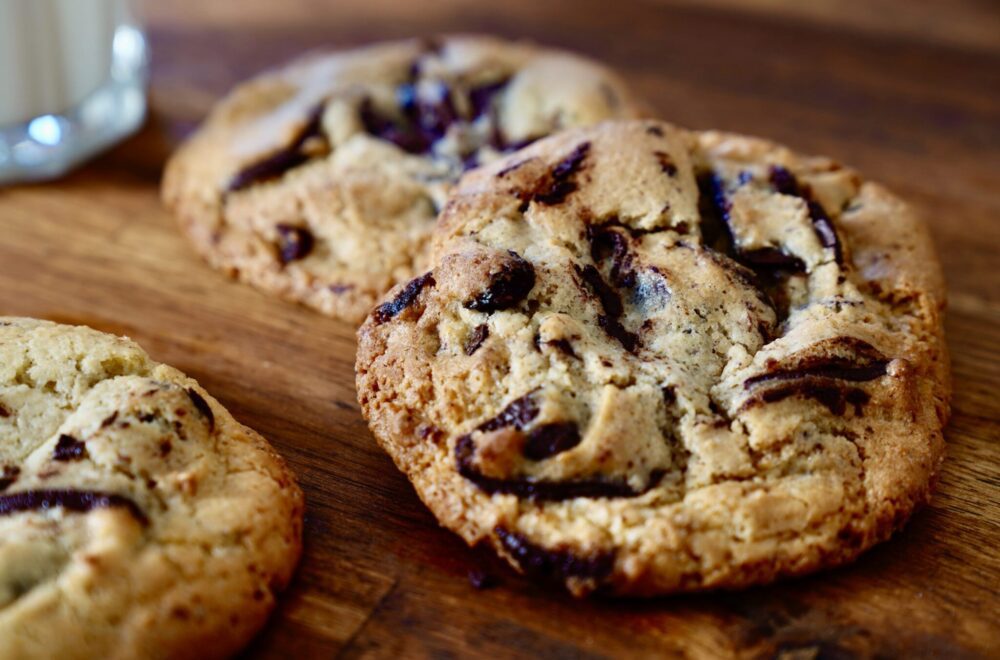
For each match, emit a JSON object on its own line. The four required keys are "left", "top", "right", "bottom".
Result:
{"left": 697, "top": 173, "right": 805, "bottom": 272}
{"left": 574, "top": 263, "right": 640, "bottom": 352}
{"left": 227, "top": 103, "right": 326, "bottom": 192}
{"left": 495, "top": 527, "right": 615, "bottom": 583}
{"left": 0, "top": 489, "right": 148, "bottom": 525}
{"left": 453, "top": 393, "right": 658, "bottom": 501}
{"left": 768, "top": 165, "right": 843, "bottom": 264}
{"left": 373, "top": 272, "right": 436, "bottom": 324}
{"left": 531, "top": 142, "right": 591, "bottom": 206}
{"left": 743, "top": 354, "right": 890, "bottom": 415}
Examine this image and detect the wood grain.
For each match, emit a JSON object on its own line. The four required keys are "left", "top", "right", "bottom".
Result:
{"left": 2, "top": 0, "right": 999, "bottom": 657}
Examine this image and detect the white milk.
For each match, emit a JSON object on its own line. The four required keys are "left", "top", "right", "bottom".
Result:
{"left": 0, "top": 0, "right": 131, "bottom": 125}
{"left": 0, "top": 0, "right": 147, "bottom": 183}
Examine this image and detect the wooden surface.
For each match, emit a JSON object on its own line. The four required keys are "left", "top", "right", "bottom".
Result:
{"left": 2, "top": 0, "right": 999, "bottom": 657}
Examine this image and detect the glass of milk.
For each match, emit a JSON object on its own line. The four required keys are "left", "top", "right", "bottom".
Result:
{"left": 0, "top": 0, "right": 148, "bottom": 185}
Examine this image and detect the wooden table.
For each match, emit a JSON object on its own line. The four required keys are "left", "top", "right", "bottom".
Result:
{"left": 2, "top": 0, "right": 998, "bottom": 656}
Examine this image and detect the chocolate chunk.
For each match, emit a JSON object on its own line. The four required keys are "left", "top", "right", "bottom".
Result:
{"left": 662, "top": 385, "right": 677, "bottom": 405}
{"left": 186, "top": 388, "right": 215, "bottom": 431}
{"left": 0, "top": 402, "right": 9, "bottom": 418}
{"left": 465, "top": 323, "right": 490, "bottom": 355}
{"left": 457, "top": 434, "right": 661, "bottom": 501}
{"left": 52, "top": 434, "right": 87, "bottom": 462}
{"left": 545, "top": 338, "right": 578, "bottom": 358}
{"left": 0, "top": 489, "right": 148, "bottom": 525}
{"left": 654, "top": 151, "right": 677, "bottom": 176}
{"left": 275, "top": 224, "right": 314, "bottom": 264}
{"left": 360, "top": 97, "right": 431, "bottom": 154}
{"left": 228, "top": 104, "right": 325, "bottom": 192}
{"left": 373, "top": 272, "right": 436, "bottom": 324}
{"left": 495, "top": 528, "right": 614, "bottom": 583}
{"left": 645, "top": 125, "right": 664, "bottom": 137}
{"left": 530, "top": 142, "right": 591, "bottom": 206}
{"left": 589, "top": 227, "right": 636, "bottom": 287}
{"left": 769, "top": 166, "right": 842, "bottom": 263}
{"left": 758, "top": 382, "right": 871, "bottom": 416}
{"left": 697, "top": 172, "right": 735, "bottom": 252}
{"left": 477, "top": 393, "right": 540, "bottom": 434}
{"left": 413, "top": 82, "right": 458, "bottom": 142}
{"left": 100, "top": 411, "right": 118, "bottom": 428}
{"left": 464, "top": 251, "right": 536, "bottom": 313}
{"left": 576, "top": 264, "right": 623, "bottom": 317}
{"left": 575, "top": 264, "right": 640, "bottom": 352}
{"left": 597, "top": 315, "right": 640, "bottom": 353}
{"left": 523, "top": 422, "right": 581, "bottom": 460}
{"left": 743, "top": 344, "right": 889, "bottom": 414}
{"left": 739, "top": 247, "right": 806, "bottom": 272}
{"left": 0, "top": 465, "right": 20, "bottom": 492}
{"left": 468, "top": 78, "right": 509, "bottom": 119}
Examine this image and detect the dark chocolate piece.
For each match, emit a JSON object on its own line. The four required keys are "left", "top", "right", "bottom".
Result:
{"left": 576, "top": 264, "right": 623, "bottom": 317}
{"left": 464, "top": 252, "right": 536, "bottom": 313}
{"left": 465, "top": 323, "right": 490, "bottom": 355}
{"left": 530, "top": 142, "right": 591, "bottom": 206}
{"left": 0, "top": 402, "right": 9, "bottom": 418}
{"left": 186, "top": 388, "right": 215, "bottom": 431}
{"left": 589, "top": 227, "right": 635, "bottom": 287}
{"left": 52, "top": 434, "right": 87, "bottom": 462}
{"left": 654, "top": 151, "right": 677, "bottom": 176}
{"left": 360, "top": 97, "right": 431, "bottom": 154}
{"left": 372, "top": 272, "right": 436, "bottom": 324}
{"left": 275, "top": 224, "right": 315, "bottom": 264}
{"left": 523, "top": 422, "right": 581, "bottom": 460}
{"left": 756, "top": 382, "right": 871, "bottom": 416}
{"left": 739, "top": 247, "right": 806, "bottom": 272}
{"left": 0, "top": 489, "right": 148, "bottom": 525}
{"left": 475, "top": 393, "right": 540, "bottom": 434}
{"left": 468, "top": 78, "right": 509, "bottom": 119}
{"left": 227, "top": 104, "right": 325, "bottom": 192}
{"left": 575, "top": 264, "right": 640, "bottom": 352}
{"left": 0, "top": 465, "right": 19, "bottom": 492}
{"left": 456, "top": 433, "right": 663, "bottom": 501}
{"left": 495, "top": 528, "right": 615, "bottom": 583}
{"left": 769, "top": 165, "right": 843, "bottom": 263}
{"left": 545, "top": 338, "right": 578, "bottom": 358}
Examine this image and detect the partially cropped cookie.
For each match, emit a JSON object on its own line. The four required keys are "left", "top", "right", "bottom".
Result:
{"left": 163, "top": 35, "right": 644, "bottom": 324}
{"left": 356, "top": 120, "right": 949, "bottom": 596}
{"left": 0, "top": 318, "right": 303, "bottom": 657}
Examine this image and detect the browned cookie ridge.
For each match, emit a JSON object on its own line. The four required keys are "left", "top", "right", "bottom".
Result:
{"left": 356, "top": 120, "right": 948, "bottom": 596}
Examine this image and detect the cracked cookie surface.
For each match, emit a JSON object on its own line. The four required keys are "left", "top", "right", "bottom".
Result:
{"left": 163, "top": 35, "right": 644, "bottom": 324}
{"left": 356, "top": 120, "right": 949, "bottom": 596}
{"left": 0, "top": 318, "right": 303, "bottom": 657}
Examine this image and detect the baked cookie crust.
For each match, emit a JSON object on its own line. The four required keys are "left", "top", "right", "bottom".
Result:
{"left": 0, "top": 318, "right": 303, "bottom": 657}
{"left": 356, "top": 120, "right": 949, "bottom": 596}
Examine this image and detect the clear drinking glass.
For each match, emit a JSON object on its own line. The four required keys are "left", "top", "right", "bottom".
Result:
{"left": 0, "top": 0, "right": 148, "bottom": 185}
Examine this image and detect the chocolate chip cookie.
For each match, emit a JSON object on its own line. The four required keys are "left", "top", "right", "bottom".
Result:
{"left": 162, "top": 36, "right": 644, "bottom": 323}
{"left": 356, "top": 121, "right": 949, "bottom": 596}
{"left": 0, "top": 318, "right": 303, "bottom": 656}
